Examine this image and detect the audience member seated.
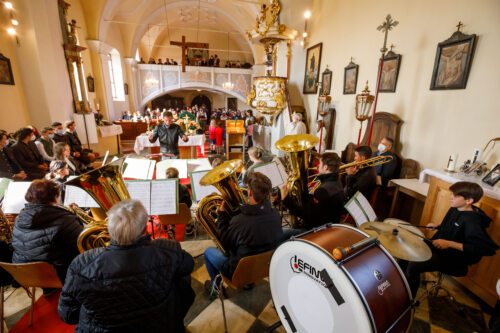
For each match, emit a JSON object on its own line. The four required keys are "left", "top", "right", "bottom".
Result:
{"left": 54, "top": 142, "right": 82, "bottom": 175}
{"left": 404, "top": 182, "right": 498, "bottom": 297}
{"left": 344, "top": 145, "right": 377, "bottom": 200}
{"left": 121, "top": 110, "right": 133, "bottom": 120}
{"left": 46, "top": 160, "right": 70, "bottom": 202}
{"left": 11, "top": 127, "right": 47, "bottom": 180}
{"left": 281, "top": 153, "right": 346, "bottom": 232}
{"left": 286, "top": 112, "right": 307, "bottom": 135}
{"left": 203, "top": 172, "right": 283, "bottom": 298}
{"left": 64, "top": 120, "right": 96, "bottom": 166}
{"left": 12, "top": 179, "right": 83, "bottom": 283}
{"left": 35, "top": 126, "right": 56, "bottom": 163}
{"left": 375, "top": 136, "right": 401, "bottom": 187}
{"left": 58, "top": 200, "right": 195, "bottom": 332}
{"left": 51, "top": 121, "right": 68, "bottom": 144}
{"left": 0, "top": 131, "right": 26, "bottom": 180}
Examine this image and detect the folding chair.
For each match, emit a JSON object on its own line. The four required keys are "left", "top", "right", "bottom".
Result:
{"left": 0, "top": 262, "right": 62, "bottom": 329}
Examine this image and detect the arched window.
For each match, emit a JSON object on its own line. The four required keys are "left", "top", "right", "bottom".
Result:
{"left": 135, "top": 49, "right": 141, "bottom": 62}
{"left": 108, "top": 49, "right": 125, "bottom": 101}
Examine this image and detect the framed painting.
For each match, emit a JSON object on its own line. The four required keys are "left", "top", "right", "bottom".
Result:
{"left": 87, "top": 75, "right": 95, "bottom": 92}
{"left": 482, "top": 163, "right": 500, "bottom": 187}
{"left": 303, "top": 43, "right": 322, "bottom": 94}
{"left": 343, "top": 61, "right": 358, "bottom": 94}
{"left": 0, "top": 53, "right": 15, "bottom": 85}
{"left": 380, "top": 51, "right": 402, "bottom": 92}
{"left": 430, "top": 30, "right": 477, "bottom": 90}
{"left": 320, "top": 68, "right": 332, "bottom": 96}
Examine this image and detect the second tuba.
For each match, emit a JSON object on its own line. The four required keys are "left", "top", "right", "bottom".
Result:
{"left": 196, "top": 159, "right": 246, "bottom": 255}
{"left": 64, "top": 158, "right": 131, "bottom": 252}
{"left": 275, "top": 134, "right": 318, "bottom": 228}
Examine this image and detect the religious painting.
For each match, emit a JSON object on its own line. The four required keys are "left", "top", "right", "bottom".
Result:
{"left": 343, "top": 61, "right": 358, "bottom": 94}
{"left": 0, "top": 53, "right": 15, "bottom": 85}
{"left": 320, "top": 68, "right": 332, "bottom": 96}
{"left": 87, "top": 75, "right": 95, "bottom": 92}
{"left": 430, "top": 30, "right": 477, "bottom": 90}
{"left": 187, "top": 48, "right": 209, "bottom": 65}
{"left": 379, "top": 51, "right": 401, "bottom": 92}
{"left": 482, "top": 163, "right": 500, "bottom": 187}
{"left": 303, "top": 43, "right": 322, "bottom": 94}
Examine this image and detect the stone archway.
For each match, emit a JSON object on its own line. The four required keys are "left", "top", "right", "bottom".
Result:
{"left": 191, "top": 94, "right": 212, "bottom": 112}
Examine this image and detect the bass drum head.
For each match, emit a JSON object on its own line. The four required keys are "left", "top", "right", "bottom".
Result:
{"left": 270, "top": 240, "right": 373, "bottom": 333}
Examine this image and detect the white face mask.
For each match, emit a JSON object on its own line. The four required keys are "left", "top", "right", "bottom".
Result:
{"left": 57, "top": 129, "right": 64, "bottom": 135}
{"left": 30, "top": 135, "right": 36, "bottom": 141}
{"left": 49, "top": 134, "right": 55, "bottom": 139}
{"left": 378, "top": 143, "right": 387, "bottom": 153}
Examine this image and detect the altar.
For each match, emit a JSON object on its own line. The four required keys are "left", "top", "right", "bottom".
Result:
{"left": 134, "top": 134, "right": 205, "bottom": 159}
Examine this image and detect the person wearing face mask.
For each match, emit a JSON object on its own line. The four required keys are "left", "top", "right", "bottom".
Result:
{"left": 51, "top": 121, "right": 69, "bottom": 144}
{"left": 64, "top": 120, "right": 97, "bottom": 166}
{"left": 374, "top": 137, "right": 401, "bottom": 187}
{"left": 10, "top": 127, "right": 48, "bottom": 180}
{"left": 148, "top": 111, "right": 188, "bottom": 159}
{"left": 0, "top": 131, "right": 27, "bottom": 180}
{"left": 35, "top": 127, "right": 56, "bottom": 163}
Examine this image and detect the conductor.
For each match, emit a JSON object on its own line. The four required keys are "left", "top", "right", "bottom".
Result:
{"left": 149, "top": 111, "right": 188, "bottom": 159}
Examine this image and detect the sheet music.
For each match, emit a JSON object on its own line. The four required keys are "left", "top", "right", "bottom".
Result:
{"left": 122, "top": 158, "right": 156, "bottom": 179}
{"left": 187, "top": 158, "right": 212, "bottom": 173}
{"left": 64, "top": 185, "right": 100, "bottom": 208}
{"left": 125, "top": 181, "right": 152, "bottom": 214}
{"left": 273, "top": 157, "right": 289, "bottom": 182}
{"left": 253, "top": 161, "right": 285, "bottom": 188}
{"left": 156, "top": 159, "right": 188, "bottom": 179}
{"left": 0, "top": 178, "right": 12, "bottom": 200}
{"left": 151, "top": 180, "right": 178, "bottom": 215}
{"left": 190, "top": 170, "right": 220, "bottom": 201}
{"left": 2, "top": 182, "right": 31, "bottom": 214}
{"left": 344, "top": 191, "right": 377, "bottom": 227}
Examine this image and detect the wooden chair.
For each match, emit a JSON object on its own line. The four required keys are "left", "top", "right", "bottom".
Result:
{"left": 0, "top": 262, "right": 62, "bottom": 330}
{"left": 215, "top": 250, "right": 274, "bottom": 333}
{"left": 157, "top": 203, "right": 192, "bottom": 239}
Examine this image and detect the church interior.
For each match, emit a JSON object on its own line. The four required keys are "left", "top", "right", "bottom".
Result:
{"left": 0, "top": 0, "right": 499, "bottom": 332}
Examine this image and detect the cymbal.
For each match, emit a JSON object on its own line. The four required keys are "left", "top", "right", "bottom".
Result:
{"left": 360, "top": 222, "right": 432, "bottom": 262}
{"left": 384, "top": 218, "right": 425, "bottom": 237}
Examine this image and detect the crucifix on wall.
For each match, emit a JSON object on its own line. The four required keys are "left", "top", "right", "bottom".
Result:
{"left": 170, "top": 35, "right": 209, "bottom": 72}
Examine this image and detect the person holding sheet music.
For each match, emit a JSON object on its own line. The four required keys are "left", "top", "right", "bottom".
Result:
{"left": 148, "top": 111, "right": 188, "bottom": 159}
{"left": 280, "top": 152, "right": 346, "bottom": 231}
{"left": 45, "top": 160, "right": 70, "bottom": 202}
{"left": 12, "top": 179, "right": 82, "bottom": 285}
{"left": 203, "top": 172, "right": 282, "bottom": 299}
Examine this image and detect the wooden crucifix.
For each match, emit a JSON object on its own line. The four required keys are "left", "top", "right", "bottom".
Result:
{"left": 170, "top": 35, "right": 209, "bottom": 72}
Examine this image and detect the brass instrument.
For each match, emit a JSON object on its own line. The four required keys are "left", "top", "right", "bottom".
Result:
{"left": 0, "top": 208, "right": 13, "bottom": 244}
{"left": 196, "top": 160, "right": 246, "bottom": 255}
{"left": 275, "top": 134, "right": 319, "bottom": 228}
{"left": 307, "top": 154, "right": 394, "bottom": 195}
{"left": 64, "top": 158, "right": 131, "bottom": 252}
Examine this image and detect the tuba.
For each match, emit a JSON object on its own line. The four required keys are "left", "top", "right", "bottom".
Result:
{"left": 275, "top": 134, "right": 319, "bottom": 228}
{"left": 196, "top": 159, "right": 246, "bottom": 255}
{"left": 64, "top": 158, "right": 131, "bottom": 252}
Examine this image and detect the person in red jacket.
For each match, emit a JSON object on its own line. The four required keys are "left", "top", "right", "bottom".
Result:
{"left": 214, "top": 120, "right": 224, "bottom": 154}
{"left": 208, "top": 119, "right": 217, "bottom": 153}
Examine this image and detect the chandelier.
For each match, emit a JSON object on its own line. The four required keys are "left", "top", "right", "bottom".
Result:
{"left": 222, "top": 81, "right": 234, "bottom": 90}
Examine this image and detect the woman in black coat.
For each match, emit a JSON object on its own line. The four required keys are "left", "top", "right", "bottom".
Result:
{"left": 58, "top": 199, "right": 195, "bottom": 333}
{"left": 12, "top": 179, "right": 83, "bottom": 283}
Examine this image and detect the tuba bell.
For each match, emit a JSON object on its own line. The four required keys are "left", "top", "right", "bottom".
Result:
{"left": 196, "top": 159, "right": 246, "bottom": 255}
{"left": 64, "top": 157, "right": 131, "bottom": 252}
{"left": 275, "top": 134, "right": 319, "bottom": 228}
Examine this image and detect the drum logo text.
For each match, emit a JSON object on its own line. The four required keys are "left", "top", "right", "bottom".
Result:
{"left": 377, "top": 280, "right": 391, "bottom": 295}
{"left": 290, "top": 255, "right": 325, "bottom": 285}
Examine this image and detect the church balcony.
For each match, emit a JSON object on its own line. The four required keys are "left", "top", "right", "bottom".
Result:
{"left": 135, "top": 64, "right": 253, "bottom": 108}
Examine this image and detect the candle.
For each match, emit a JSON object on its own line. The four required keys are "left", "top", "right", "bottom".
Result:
{"left": 446, "top": 153, "right": 458, "bottom": 172}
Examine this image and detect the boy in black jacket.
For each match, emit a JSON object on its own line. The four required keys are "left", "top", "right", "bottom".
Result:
{"left": 405, "top": 181, "right": 498, "bottom": 297}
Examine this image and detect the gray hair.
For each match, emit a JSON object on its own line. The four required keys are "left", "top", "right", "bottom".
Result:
{"left": 107, "top": 200, "right": 148, "bottom": 245}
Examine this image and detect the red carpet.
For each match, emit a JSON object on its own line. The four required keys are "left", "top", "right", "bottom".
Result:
{"left": 9, "top": 291, "right": 74, "bottom": 333}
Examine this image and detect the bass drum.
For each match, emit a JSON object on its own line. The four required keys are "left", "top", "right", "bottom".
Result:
{"left": 269, "top": 224, "right": 413, "bottom": 333}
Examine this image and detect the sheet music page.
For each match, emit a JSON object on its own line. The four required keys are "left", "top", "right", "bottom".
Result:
{"left": 122, "top": 158, "right": 155, "bottom": 179}
{"left": 273, "top": 157, "right": 289, "bottom": 183}
{"left": 156, "top": 160, "right": 188, "bottom": 179}
{"left": 253, "top": 161, "right": 285, "bottom": 188}
{"left": 2, "top": 182, "right": 31, "bottom": 214}
{"left": 150, "top": 180, "right": 178, "bottom": 215}
{"left": 190, "top": 170, "right": 220, "bottom": 201}
{"left": 125, "top": 180, "right": 152, "bottom": 214}
{"left": 187, "top": 158, "right": 212, "bottom": 173}
{"left": 64, "top": 185, "right": 100, "bottom": 208}
{"left": 0, "top": 178, "right": 13, "bottom": 200}
{"left": 344, "top": 191, "right": 377, "bottom": 227}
